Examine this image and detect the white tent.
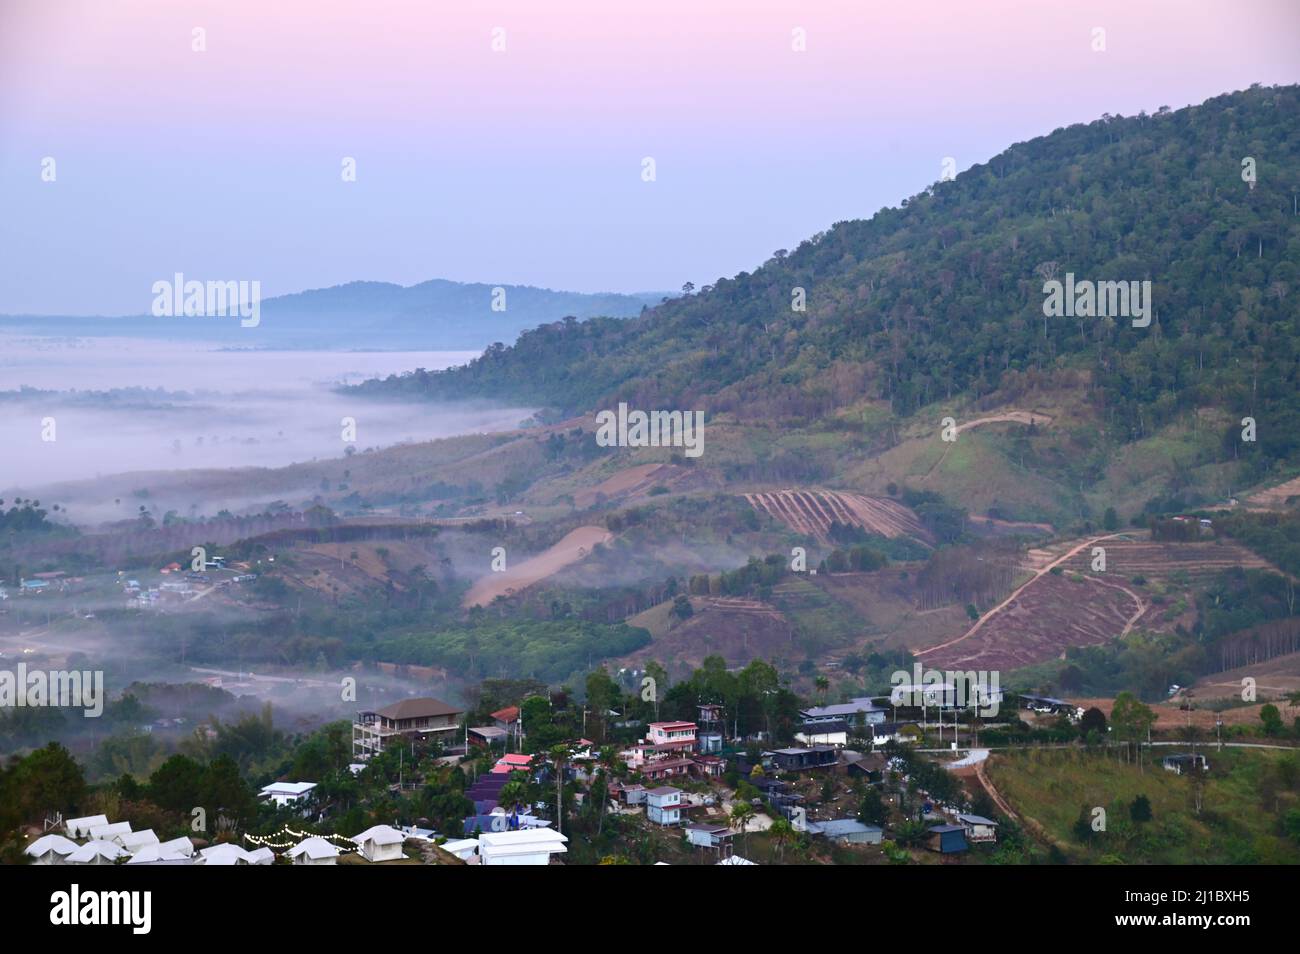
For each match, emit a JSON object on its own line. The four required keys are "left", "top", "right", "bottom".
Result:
{"left": 159, "top": 836, "right": 196, "bottom": 858}
{"left": 66, "top": 840, "right": 130, "bottom": 865}
{"left": 285, "top": 836, "right": 340, "bottom": 865}
{"left": 64, "top": 814, "right": 109, "bottom": 839}
{"left": 245, "top": 847, "right": 276, "bottom": 865}
{"left": 196, "top": 843, "right": 260, "bottom": 866}
{"left": 127, "top": 838, "right": 196, "bottom": 864}
{"left": 88, "top": 821, "right": 133, "bottom": 845}
{"left": 120, "top": 829, "right": 161, "bottom": 851}
{"left": 24, "top": 833, "right": 79, "bottom": 865}
{"left": 351, "top": 824, "right": 406, "bottom": 863}
{"left": 125, "top": 847, "right": 191, "bottom": 865}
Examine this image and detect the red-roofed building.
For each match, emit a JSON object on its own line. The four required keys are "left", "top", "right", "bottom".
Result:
{"left": 639, "top": 757, "right": 694, "bottom": 781}
{"left": 490, "top": 706, "right": 520, "bottom": 730}
{"left": 647, "top": 721, "right": 697, "bottom": 749}
{"left": 491, "top": 752, "right": 533, "bottom": 775}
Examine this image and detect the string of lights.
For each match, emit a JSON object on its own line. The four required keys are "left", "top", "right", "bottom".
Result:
{"left": 243, "top": 826, "right": 359, "bottom": 852}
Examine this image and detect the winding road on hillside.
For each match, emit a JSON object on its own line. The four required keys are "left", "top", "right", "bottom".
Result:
{"left": 921, "top": 410, "right": 1053, "bottom": 482}
{"left": 914, "top": 531, "right": 1134, "bottom": 659}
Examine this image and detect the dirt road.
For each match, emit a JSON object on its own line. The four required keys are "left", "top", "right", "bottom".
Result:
{"left": 922, "top": 410, "right": 1052, "bottom": 482}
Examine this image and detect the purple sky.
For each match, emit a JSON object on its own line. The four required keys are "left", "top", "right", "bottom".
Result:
{"left": 1, "top": 0, "right": 1296, "bottom": 316}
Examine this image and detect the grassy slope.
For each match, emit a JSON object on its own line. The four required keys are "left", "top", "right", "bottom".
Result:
{"left": 987, "top": 747, "right": 1300, "bottom": 864}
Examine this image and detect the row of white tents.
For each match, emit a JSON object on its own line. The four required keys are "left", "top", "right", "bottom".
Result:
{"left": 31, "top": 814, "right": 571, "bottom": 866}
{"left": 24, "top": 833, "right": 276, "bottom": 866}
{"left": 26, "top": 815, "right": 414, "bottom": 866}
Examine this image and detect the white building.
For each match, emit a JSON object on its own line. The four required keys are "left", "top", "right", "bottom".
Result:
{"left": 645, "top": 786, "right": 682, "bottom": 826}
{"left": 477, "top": 828, "right": 568, "bottom": 866}
{"left": 439, "top": 838, "right": 480, "bottom": 862}
{"left": 795, "top": 724, "right": 849, "bottom": 747}
{"left": 955, "top": 813, "right": 999, "bottom": 844}
{"left": 260, "top": 781, "right": 318, "bottom": 810}
{"left": 800, "top": 698, "right": 889, "bottom": 726}
{"left": 24, "top": 833, "right": 79, "bottom": 865}
{"left": 286, "top": 836, "right": 340, "bottom": 865}
{"left": 685, "top": 824, "right": 733, "bottom": 850}
{"left": 352, "top": 824, "right": 406, "bottom": 863}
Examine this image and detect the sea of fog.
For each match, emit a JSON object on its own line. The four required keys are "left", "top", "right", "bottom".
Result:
{"left": 0, "top": 335, "right": 528, "bottom": 488}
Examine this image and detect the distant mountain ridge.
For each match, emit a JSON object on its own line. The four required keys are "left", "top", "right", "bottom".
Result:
{"left": 0, "top": 279, "right": 666, "bottom": 350}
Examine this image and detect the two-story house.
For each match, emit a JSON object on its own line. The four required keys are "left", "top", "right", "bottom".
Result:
{"left": 647, "top": 720, "right": 697, "bottom": 749}
{"left": 353, "top": 697, "right": 463, "bottom": 758}
{"left": 645, "top": 786, "right": 683, "bottom": 826}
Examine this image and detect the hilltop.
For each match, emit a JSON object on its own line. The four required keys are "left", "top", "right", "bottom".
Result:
{"left": 354, "top": 85, "right": 1300, "bottom": 503}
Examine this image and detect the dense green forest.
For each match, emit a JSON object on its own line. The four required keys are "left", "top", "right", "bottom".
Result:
{"left": 371, "top": 619, "right": 652, "bottom": 684}
{"left": 1218, "top": 510, "right": 1300, "bottom": 576}
{"left": 354, "top": 86, "right": 1300, "bottom": 483}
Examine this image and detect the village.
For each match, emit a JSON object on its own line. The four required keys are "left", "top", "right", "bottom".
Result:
{"left": 19, "top": 682, "right": 1143, "bottom": 866}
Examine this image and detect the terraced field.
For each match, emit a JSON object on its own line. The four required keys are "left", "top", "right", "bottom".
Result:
{"left": 1245, "top": 474, "right": 1300, "bottom": 510}
{"left": 919, "top": 537, "right": 1272, "bottom": 672}
{"left": 923, "top": 572, "right": 1142, "bottom": 670}
{"left": 1054, "top": 539, "right": 1273, "bottom": 580}
{"left": 744, "top": 490, "right": 930, "bottom": 544}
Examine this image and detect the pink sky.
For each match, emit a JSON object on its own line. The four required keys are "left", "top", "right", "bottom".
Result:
{"left": 1, "top": 0, "right": 1296, "bottom": 314}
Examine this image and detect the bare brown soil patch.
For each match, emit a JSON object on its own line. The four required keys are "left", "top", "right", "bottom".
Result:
{"left": 1245, "top": 475, "right": 1300, "bottom": 511}
{"left": 1191, "top": 651, "right": 1300, "bottom": 702}
{"left": 462, "top": 525, "right": 612, "bottom": 607}
{"left": 917, "top": 537, "right": 1270, "bottom": 672}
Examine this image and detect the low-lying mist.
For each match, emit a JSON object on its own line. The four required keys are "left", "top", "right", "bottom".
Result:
{"left": 0, "top": 336, "right": 531, "bottom": 517}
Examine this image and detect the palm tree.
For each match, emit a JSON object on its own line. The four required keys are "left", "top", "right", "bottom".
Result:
{"left": 596, "top": 745, "right": 617, "bottom": 836}
{"left": 730, "top": 802, "right": 756, "bottom": 855}
{"left": 769, "top": 817, "right": 792, "bottom": 861}
{"left": 814, "top": 675, "right": 830, "bottom": 704}
{"left": 498, "top": 781, "right": 527, "bottom": 814}
{"left": 549, "top": 745, "right": 569, "bottom": 836}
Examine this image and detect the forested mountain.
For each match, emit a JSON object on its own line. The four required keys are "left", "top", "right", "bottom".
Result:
{"left": 355, "top": 85, "right": 1300, "bottom": 478}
